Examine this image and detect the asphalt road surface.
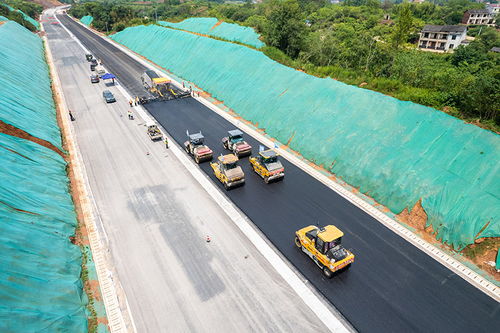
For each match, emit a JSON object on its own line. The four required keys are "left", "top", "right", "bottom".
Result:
{"left": 44, "top": 13, "right": 335, "bottom": 333}
{"left": 57, "top": 14, "right": 500, "bottom": 332}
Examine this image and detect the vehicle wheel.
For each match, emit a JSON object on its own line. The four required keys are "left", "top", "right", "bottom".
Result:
{"left": 322, "top": 266, "right": 334, "bottom": 279}
{"left": 195, "top": 156, "right": 200, "bottom": 164}
{"left": 294, "top": 236, "right": 301, "bottom": 248}
{"left": 184, "top": 146, "right": 190, "bottom": 154}
{"left": 344, "top": 263, "right": 352, "bottom": 270}
{"left": 224, "top": 182, "right": 230, "bottom": 190}
{"left": 264, "top": 176, "right": 270, "bottom": 184}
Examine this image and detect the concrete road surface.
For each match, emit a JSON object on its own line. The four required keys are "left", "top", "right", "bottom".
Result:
{"left": 43, "top": 15, "right": 339, "bottom": 333}
{"left": 55, "top": 12, "right": 500, "bottom": 333}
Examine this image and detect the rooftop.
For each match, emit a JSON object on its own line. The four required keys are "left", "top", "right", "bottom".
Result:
{"left": 218, "top": 154, "right": 238, "bottom": 164}
{"left": 422, "top": 25, "right": 466, "bottom": 33}
{"left": 259, "top": 149, "right": 278, "bottom": 159}
{"left": 466, "top": 9, "right": 490, "bottom": 14}
{"left": 228, "top": 129, "right": 243, "bottom": 137}
{"left": 318, "top": 225, "right": 344, "bottom": 242}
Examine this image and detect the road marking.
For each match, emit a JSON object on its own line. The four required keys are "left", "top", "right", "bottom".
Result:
{"left": 90, "top": 24, "right": 500, "bottom": 302}
{"left": 57, "top": 11, "right": 353, "bottom": 332}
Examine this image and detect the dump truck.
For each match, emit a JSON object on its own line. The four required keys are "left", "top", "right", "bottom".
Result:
{"left": 184, "top": 131, "right": 213, "bottom": 163}
{"left": 295, "top": 225, "right": 355, "bottom": 278}
{"left": 249, "top": 149, "right": 285, "bottom": 183}
{"left": 210, "top": 154, "right": 245, "bottom": 190}
{"left": 222, "top": 129, "right": 252, "bottom": 157}
{"left": 146, "top": 121, "right": 163, "bottom": 141}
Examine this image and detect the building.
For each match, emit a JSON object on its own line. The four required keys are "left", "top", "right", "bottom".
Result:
{"left": 461, "top": 9, "right": 495, "bottom": 26}
{"left": 486, "top": 3, "right": 500, "bottom": 16}
{"left": 418, "top": 25, "right": 467, "bottom": 52}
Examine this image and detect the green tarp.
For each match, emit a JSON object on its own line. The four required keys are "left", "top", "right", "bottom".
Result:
{"left": 0, "top": 21, "right": 87, "bottom": 332}
{"left": 80, "top": 15, "right": 93, "bottom": 26}
{"left": 2, "top": 4, "right": 39, "bottom": 29}
{"left": 111, "top": 24, "right": 499, "bottom": 250}
{"left": 158, "top": 17, "right": 264, "bottom": 48}
{"left": 0, "top": 21, "right": 61, "bottom": 148}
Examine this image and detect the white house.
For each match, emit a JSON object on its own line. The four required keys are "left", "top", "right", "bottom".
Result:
{"left": 418, "top": 25, "right": 467, "bottom": 52}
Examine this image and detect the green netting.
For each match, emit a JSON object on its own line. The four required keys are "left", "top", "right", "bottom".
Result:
{"left": 0, "top": 133, "right": 87, "bottom": 332}
{"left": 3, "top": 4, "right": 39, "bottom": 29}
{"left": 0, "top": 21, "right": 87, "bottom": 332}
{"left": 80, "top": 15, "right": 93, "bottom": 26}
{"left": 0, "top": 21, "right": 61, "bottom": 149}
{"left": 158, "top": 17, "right": 264, "bottom": 48}
{"left": 112, "top": 25, "right": 500, "bottom": 250}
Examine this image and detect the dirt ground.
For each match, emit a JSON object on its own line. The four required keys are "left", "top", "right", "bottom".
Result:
{"left": 29, "top": 0, "right": 62, "bottom": 10}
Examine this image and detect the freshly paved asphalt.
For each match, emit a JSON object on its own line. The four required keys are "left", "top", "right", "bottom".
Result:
{"left": 59, "top": 14, "right": 500, "bottom": 332}
{"left": 46, "top": 14, "right": 332, "bottom": 333}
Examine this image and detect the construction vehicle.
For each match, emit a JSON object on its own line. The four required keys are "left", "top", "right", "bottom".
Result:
{"left": 184, "top": 131, "right": 213, "bottom": 163}
{"left": 222, "top": 129, "right": 252, "bottom": 157}
{"left": 146, "top": 121, "right": 163, "bottom": 141}
{"left": 249, "top": 149, "right": 284, "bottom": 183}
{"left": 210, "top": 154, "right": 245, "bottom": 190}
{"left": 295, "top": 225, "right": 355, "bottom": 278}
{"left": 141, "top": 70, "right": 190, "bottom": 100}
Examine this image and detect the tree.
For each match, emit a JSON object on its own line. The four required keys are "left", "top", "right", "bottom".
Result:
{"left": 265, "top": 0, "right": 305, "bottom": 58}
{"left": 391, "top": 2, "right": 413, "bottom": 48}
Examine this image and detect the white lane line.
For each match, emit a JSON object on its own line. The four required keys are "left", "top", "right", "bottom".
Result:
{"left": 58, "top": 12, "right": 352, "bottom": 332}
{"left": 87, "top": 22, "right": 500, "bottom": 303}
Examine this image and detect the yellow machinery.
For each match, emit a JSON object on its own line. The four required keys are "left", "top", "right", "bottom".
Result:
{"left": 150, "top": 77, "right": 172, "bottom": 97}
{"left": 210, "top": 154, "right": 245, "bottom": 190}
{"left": 249, "top": 149, "right": 284, "bottom": 183}
{"left": 295, "top": 225, "right": 354, "bottom": 278}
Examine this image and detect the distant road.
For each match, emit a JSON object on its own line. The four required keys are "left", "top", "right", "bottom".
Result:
{"left": 57, "top": 13, "right": 500, "bottom": 333}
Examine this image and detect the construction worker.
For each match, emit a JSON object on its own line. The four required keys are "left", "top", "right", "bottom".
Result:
{"left": 135, "top": 96, "right": 139, "bottom": 106}
{"left": 127, "top": 110, "right": 133, "bottom": 120}
{"left": 128, "top": 99, "right": 133, "bottom": 107}
{"left": 164, "top": 137, "right": 169, "bottom": 149}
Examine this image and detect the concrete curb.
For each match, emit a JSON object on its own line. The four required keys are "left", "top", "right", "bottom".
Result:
{"left": 45, "top": 9, "right": 132, "bottom": 332}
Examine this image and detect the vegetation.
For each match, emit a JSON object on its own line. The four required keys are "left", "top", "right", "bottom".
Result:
{"left": 68, "top": 0, "right": 500, "bottom": 131}
{"left": 0, "top": 0, "right": 42, "bottom": 31}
